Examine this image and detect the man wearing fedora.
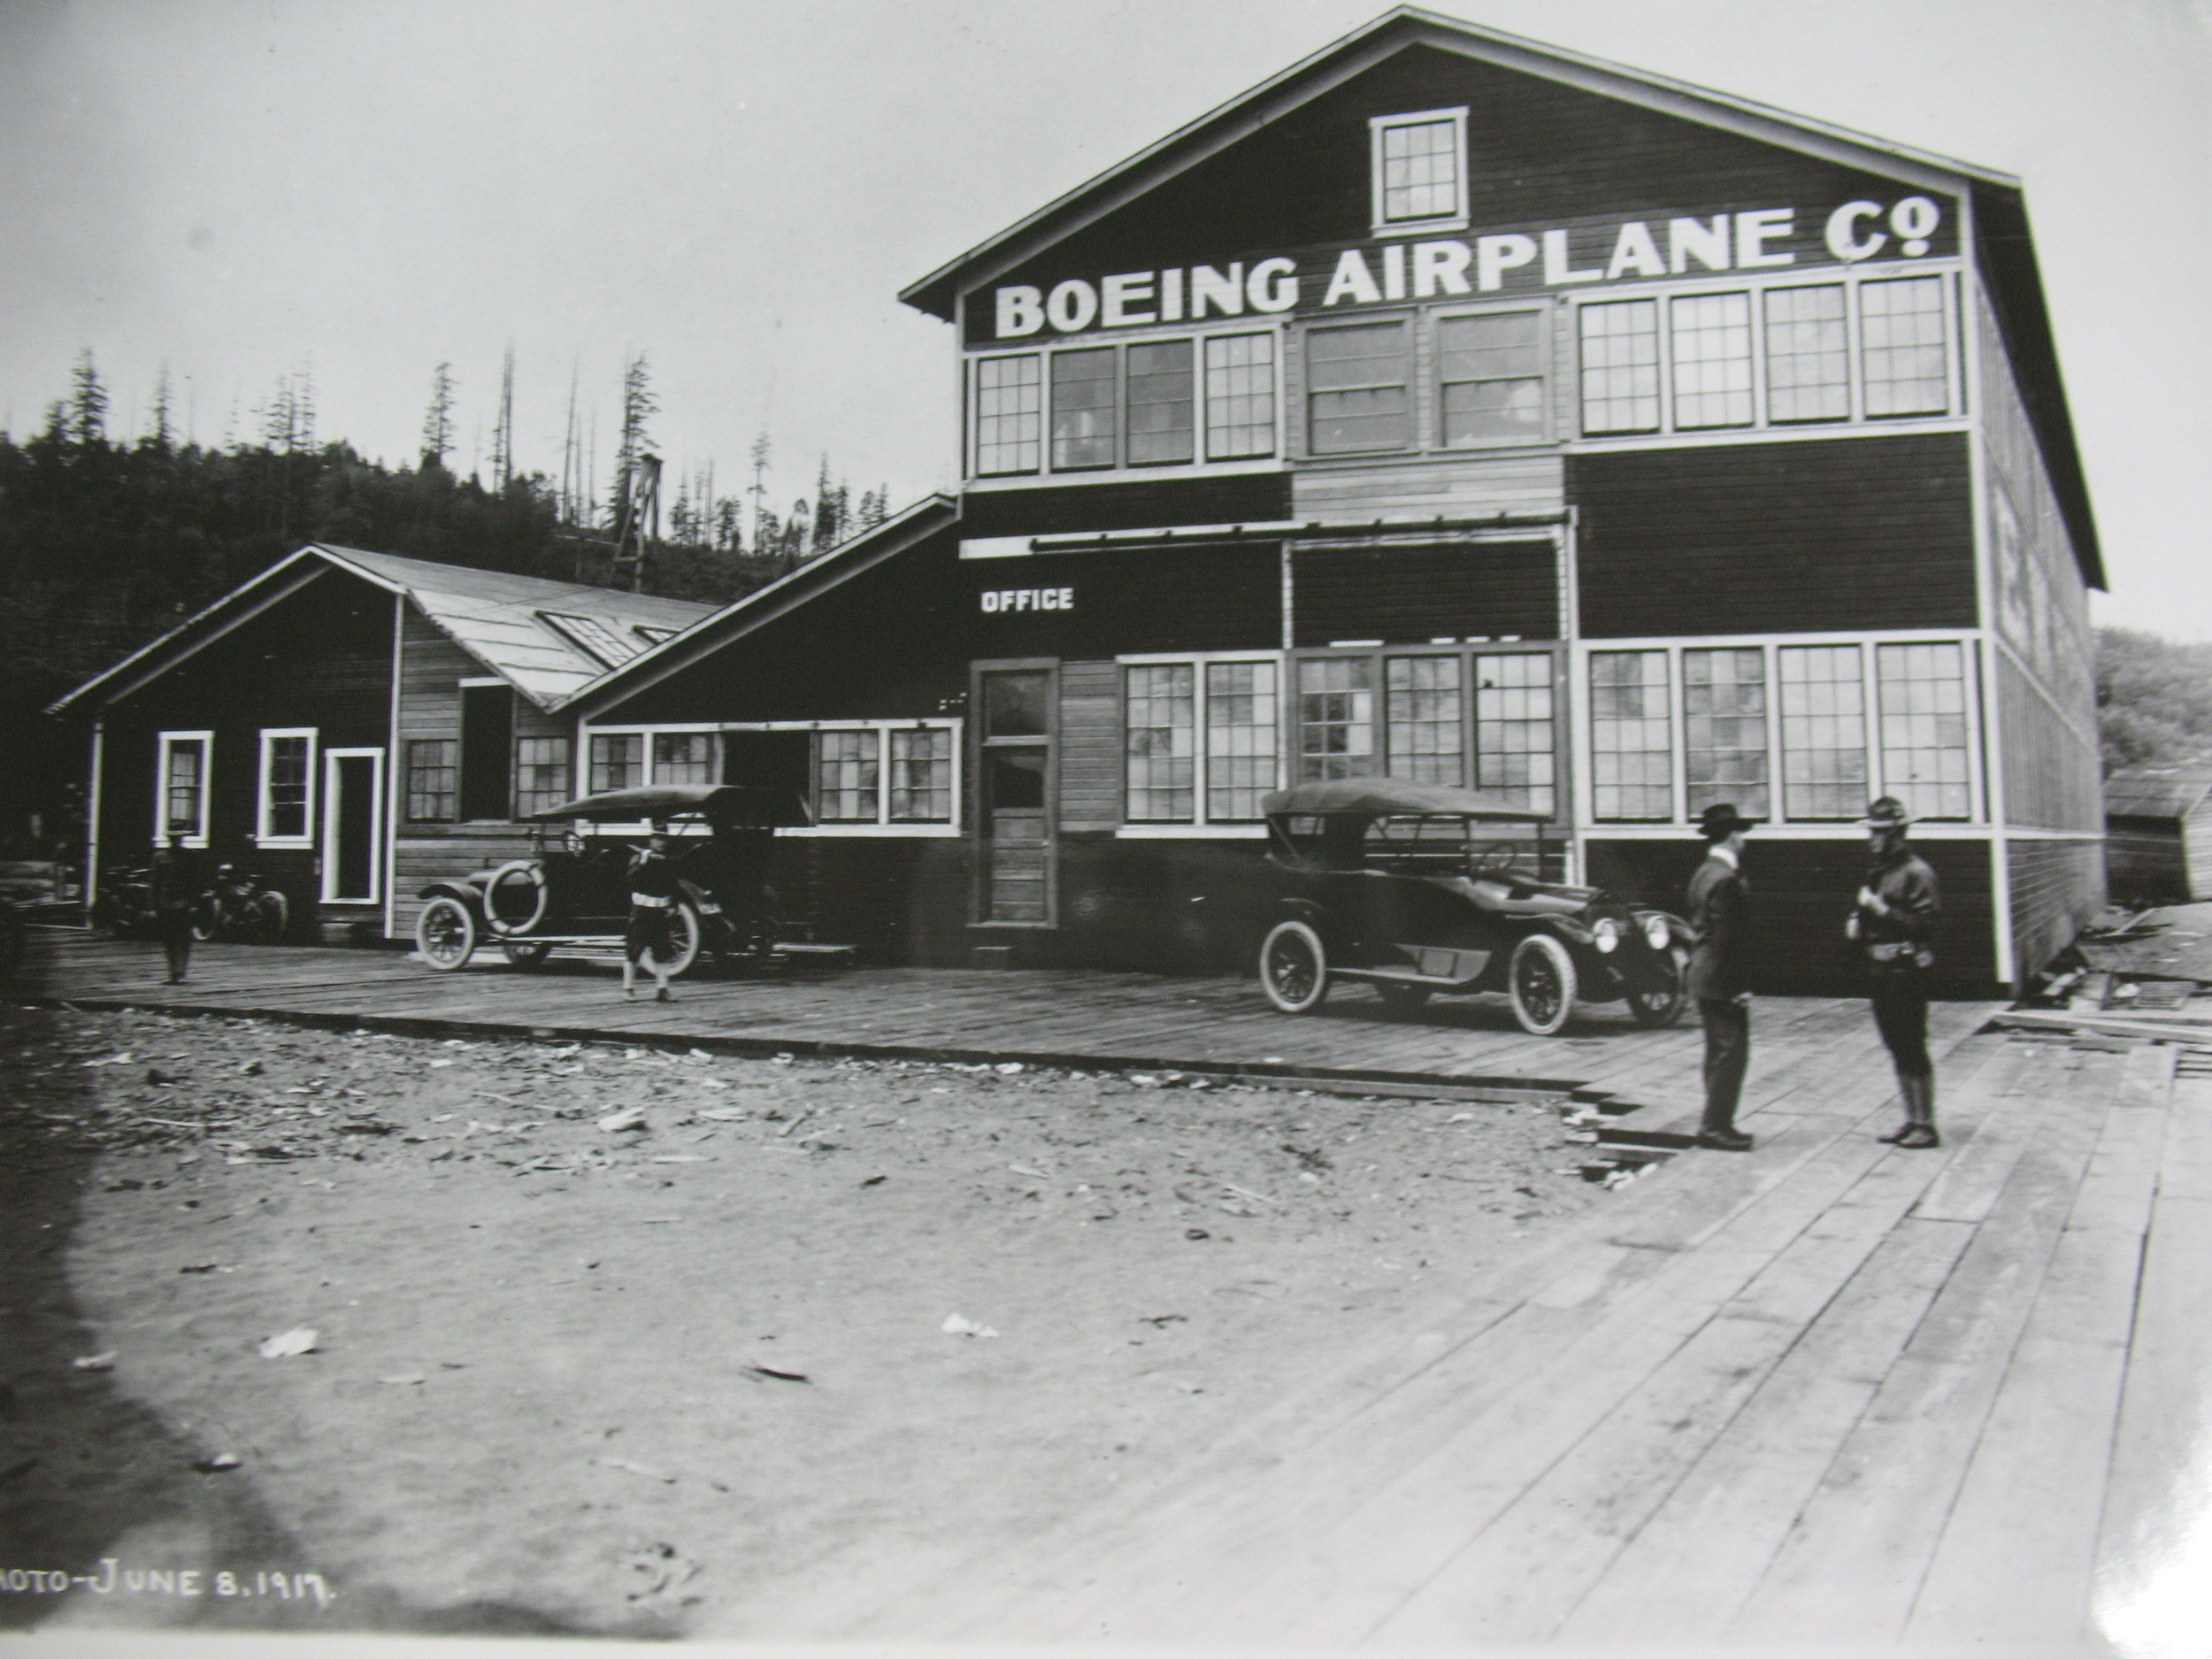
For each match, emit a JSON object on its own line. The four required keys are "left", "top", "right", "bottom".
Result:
{"left": 1848, "top": 795, "right": 1943, "bottom": 1148}
{"left": 1686, "top": 803, "right": 1758, "bottom": 1151}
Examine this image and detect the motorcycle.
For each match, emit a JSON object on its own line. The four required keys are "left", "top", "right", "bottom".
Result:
{"left": 194, "top": 864, "right": 290, "bottom": 944}
{"left": 89, "top": 865, "right": 158, "bottom": 939}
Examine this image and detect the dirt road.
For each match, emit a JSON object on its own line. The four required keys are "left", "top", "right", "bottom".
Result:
{"left": 1, "top": 1002, "right": 1611, "bottom": 1636}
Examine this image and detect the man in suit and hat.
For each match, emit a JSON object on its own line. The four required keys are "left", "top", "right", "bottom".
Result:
{"left": 1848, "top": 795, "right": 1943, "bottom": 1148}
{"left": 1686, "top": 803, "right": 1757, "bottom": 1151}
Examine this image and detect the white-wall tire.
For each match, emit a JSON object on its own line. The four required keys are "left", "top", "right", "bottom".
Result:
{"left": 1509, "top": 933, "right": 1578, "bottom": 1036}
{"left": 1259, "top": 919, "right": 1331, "bottom": 1014}
{"left": 483, "top": 861, "right": 547, "bottom": 937}
{"left": 416, "top": 895, "right": 478, "bottom": 971}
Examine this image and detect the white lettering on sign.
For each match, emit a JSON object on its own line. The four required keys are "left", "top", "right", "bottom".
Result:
{"left": 980, "top": 588, "right": 1076, "bottom": 614}
{"left": 991, "top": 199, "right": 1944, "bottom": 338}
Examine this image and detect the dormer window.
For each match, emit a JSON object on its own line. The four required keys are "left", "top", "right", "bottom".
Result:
{"left": 1371, "top": 108, "right": 1468, "bottom": 236}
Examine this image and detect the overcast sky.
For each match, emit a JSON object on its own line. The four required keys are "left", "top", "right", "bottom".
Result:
{"left": 4, "top": 0, "right": 2208, "bottom": 634}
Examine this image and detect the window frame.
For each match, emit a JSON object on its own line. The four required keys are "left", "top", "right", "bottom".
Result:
{"left": 513, "top": 735, "right": 575, "bottom": 820}
{"left": 1432, "top": 302, "right": 1551, "bottom": 450}
{"left": 580, "top": 720, "right": 964, "bottom": 836}
{"left": 1304, "top": 313, "right": 1417, "bottom": 457}
{"left": 154, "top": 730, "right": 214, "bottom": 849}
{"left": 972, "top": 350, "right": 1045, "bottom": 477}
{"left": 254, "top": 726, "right": 319, "bottom": 848}
{"left": 1368, "top": 106, "right": 1471, "bottom": 237}
{"left": 1114, "top": 651, "right": 1286, "bottom": 833}
{"left": 1571, "top": 633, "right": 1984, "bottom": 830}
{"left": 1571, "top": 267, "right": 1961, "bottom": 442}
{"left": 403, "top": 738, "right": 459, "bottom": 825}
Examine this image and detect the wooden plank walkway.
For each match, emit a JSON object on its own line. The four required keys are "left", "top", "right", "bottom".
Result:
{"left": 18, "top": 927, "right": 1997, "bottom": 1103}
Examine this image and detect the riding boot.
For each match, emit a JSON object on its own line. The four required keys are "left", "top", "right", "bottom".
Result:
{"left": 1893, "top": 1073, "right": 1939, "bottom": 1148}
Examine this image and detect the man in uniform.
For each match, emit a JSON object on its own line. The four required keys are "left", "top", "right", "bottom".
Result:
{"left": 1848, "top": 796, "right": 1943, "bottom": 1148}
{"left": 148, "top": 832, "right": 204, "bottom": 985}
{"left": 1686, "top": 803, "right": 1757, "bottom": 1151}
{"left": 620, "top": 826, "right": 682, "bottom": 1002}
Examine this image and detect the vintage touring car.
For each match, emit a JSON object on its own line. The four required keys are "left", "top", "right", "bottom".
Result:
{"left": 1250, "top": 780, "right": 1691, "bottom": 1035}
{"left": 411, "top": 783, "right": 829, "bottom": 976}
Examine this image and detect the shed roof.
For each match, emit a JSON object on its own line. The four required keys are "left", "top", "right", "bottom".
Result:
{"left": 2105, "top": 762, "right": 2212, "bottom": 822}
{"left": 46, "top": 544, "right": 716, "bottom": 717}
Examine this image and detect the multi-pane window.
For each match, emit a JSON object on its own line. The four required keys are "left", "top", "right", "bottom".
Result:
{"left": 976, "top": 354, "right": 1042, "bottom": 475}
{"left": 405, "top": 739, "right": 457, "bottom": 823}
{"left": 1590, "top": 650, "right": 1671, "bottom": 820}
{"left": 817, "top": 730, "right": 880, "bottom": 822}
{"left": 1440, "top": 311, "right": 1544, "bottom": 444}
{"left": 1203, "top": 334, "right": 1275, "bottom": 459}
{"left": 889, "top": 728, "right": 955, "bottom": 822}
{"left": 1764, "top": 285, "right": 1849, "bottom": 423}
{"left": 1671, "top": 293, "right": 1754, "bottom": 430}
{"left": 1684, "top": 649, "right": 1769, "bottom": 818}
{"left": 1778, "top": 646, "right": 1869, "bottom": 819}
{"left": 1125, "top": 664, "right": 1197, "bottom": 821}
{"left": 160, "top": 735, "right": 209, "bottom": 841}
{"left": 260, "top": 732, "right": 312, "bottom": 841}
{"left": 588, "top": 732, "right": 641, "bottom": 795}
{"left": 1373, "top": 113, "right": 1463, "bottom": 226}
{"left": 1474, "top": 654, "right": 1555, "bottom": 815}
{"left": 514, "top": 737, "right": 572, "bottom": 818}
{"left": 1125, "top": 340, "right": 1194, "bottom": 466}
{"left": 1579, "top": 300, "right": 1662, "bottom": 435}
{"left": 1877, "top": 642, "right": 1972, "bottom": 819}
{"left": 1050, "top": 348, "right": 1117, "bottom": 470}
{"left": 1861, "top": 276, "right": 1950, "bottom": 417}
{"left": 1298, "top": 657, "right": 1376, "bottom": 780}
{"left": 652, "top": 732, "right": 715, "bottom": 785}
{"left": 1206, "top": 661, "right": 1279, "bottom": 820}
{"left": 1308, "top": 320, "right": 1412, "bottom": 454}
{"left": 1385, "top": 656, "right": 1463, "bottom": 787}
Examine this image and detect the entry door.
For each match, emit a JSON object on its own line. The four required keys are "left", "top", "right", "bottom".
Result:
{"left": 977, "top": 668, "right": 1055, "bottom": 925}
{"left": 321, "top": 748, "right": 385, "bottom": 903}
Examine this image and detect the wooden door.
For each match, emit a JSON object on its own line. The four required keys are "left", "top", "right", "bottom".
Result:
{"left": 976, "top": 667, "right": 1055, "bottom": 925}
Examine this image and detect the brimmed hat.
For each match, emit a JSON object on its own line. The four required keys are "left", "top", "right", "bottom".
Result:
{"left": 1697, "top": 803, "right": 1757, "bottom": 841}
{"left": 1861, "top": 796, "right": 1914, "bottom": 829}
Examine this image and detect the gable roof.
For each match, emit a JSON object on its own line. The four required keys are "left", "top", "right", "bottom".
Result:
{"left": 899, "top": 5, "right": 2101, "bottom": 591}
{"left": 47, "top": 544, "right": 717, "bottom": 717}
{"left": 2105, "top": 762, "right": 2212, "bottom": 822}
{"left": 563, "top": 495, "right": 961, "bottom": 718}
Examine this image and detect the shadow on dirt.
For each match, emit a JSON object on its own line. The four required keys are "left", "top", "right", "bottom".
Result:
{"left": 0, "top": 952, "right": 674, "bottom": 1640}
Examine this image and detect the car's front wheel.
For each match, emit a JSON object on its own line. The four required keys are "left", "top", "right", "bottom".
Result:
{"left": 1509, "top": 933, "right": 1578, "bottom": 1036}
{"left": 1259, "top": 919, "right": 1331, "bottom": 1014}
{"left": 1628, "top": 948, "right": 1689, "bottom": 1028}
{"left": 647, "top": 899, "right": 703, "bottom": 979}
{"left": 417, "top": 896, "right": 478, "bottom": 972}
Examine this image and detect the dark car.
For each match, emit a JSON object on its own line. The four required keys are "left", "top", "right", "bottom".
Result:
{"left": 412, "top": 784, "right": 823, "bottom": 976}
{"left": 1248, "top": 779, "right": 1690, "bottom": 1036}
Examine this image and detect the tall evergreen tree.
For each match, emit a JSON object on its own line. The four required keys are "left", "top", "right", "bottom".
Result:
{"left": 420, "top": 363, "right": 456, "bottom": 470}
{"left": 68, "top": 350, "right": 107, "bottom": 449}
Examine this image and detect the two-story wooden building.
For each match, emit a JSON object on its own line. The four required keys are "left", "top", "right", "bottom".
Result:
{"left": 51, "top": 545, "right": 712, "bottom": 941}
{"left": 571, "top": 9, "right": 2102, "bottom": 993}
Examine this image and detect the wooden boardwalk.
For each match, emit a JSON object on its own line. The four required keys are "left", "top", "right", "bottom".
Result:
{"left": 19, "top": 928, "right": 1993, "bottom": 1110}
{"left": 24, "top": 928, "right": 2196, "bottom": 1645}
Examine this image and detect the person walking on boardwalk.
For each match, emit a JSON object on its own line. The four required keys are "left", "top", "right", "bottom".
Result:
{"left": 620, "top": 826, "right": 682, "bottom": 1002}
{"left": 1686, "top": 803, "right": 1757, "bottom": 1152}
{"left": 1849, "top": 796, "right": 1943, "bottom": 1148}
{"left": 148, "top": 832, "right": 204, "bottom": 985}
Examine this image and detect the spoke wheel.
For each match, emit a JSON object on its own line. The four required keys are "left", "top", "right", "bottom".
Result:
{"left": 1509, "top": 933, "right": 1578, "bottom": 1036}
{"left": 251, "top": 891, "right": 288, "bottom": 945}
{"left": 416, "top": 896, "right": 478, "bottom": 972}
{"left": 1628, "top": 947, "right": 1689, "bottom": 1028}
{"left": 1259, "top": 919, "right": 1331, "bottom": 1014}
{"left": 190, "top": 905, "right": 220, "bottom": 944}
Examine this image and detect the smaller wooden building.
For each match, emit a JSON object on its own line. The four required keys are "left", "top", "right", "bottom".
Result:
{"left": 49, "top": 544, "right": 712, "bottom": 941}
{"left": 2104, "top": 762, "right": 2212, "bottom": 904}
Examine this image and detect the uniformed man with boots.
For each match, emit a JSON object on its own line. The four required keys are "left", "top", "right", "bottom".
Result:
{"left": 1848, "top": 796, "right": 1942, "bottom": 1148}
{"left": 1686, "top": 803, "right": 1757, "bottom": 1152}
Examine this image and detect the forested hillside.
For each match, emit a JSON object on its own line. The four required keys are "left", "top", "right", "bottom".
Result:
{"left": 0, "top": 357, "right": 887, "bottom": 855}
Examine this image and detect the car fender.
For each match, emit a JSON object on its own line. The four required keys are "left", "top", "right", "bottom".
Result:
{"left": 415, "top": 880, "right": 487, "bottom": 918}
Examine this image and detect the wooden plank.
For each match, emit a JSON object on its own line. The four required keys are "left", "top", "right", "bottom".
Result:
{"left": 1907, "top": 1067, "right": 2170, "bottom": 1641}
{"left": 1723, "top": 1053, "right": 2123, "bottom": 1642}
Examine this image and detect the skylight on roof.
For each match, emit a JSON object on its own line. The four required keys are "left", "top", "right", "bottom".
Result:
{"left": 539, "top": 611, "right": 642, "bottom": 667}
{"left": 633, "top": 625, "right": 680, "bottom": 646}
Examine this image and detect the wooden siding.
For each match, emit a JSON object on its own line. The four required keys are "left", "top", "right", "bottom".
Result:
{"left": 2189, "top": 803, "right": 2212, "bottom": 902}
{"left": 961, "top": 474, "right": 1292, "bottom": 538}
{"left": 1570, "top": 434, "right": 1976, "bottom": 639}
{"left": 1293, "top": 539, "right": 1557, "bottom": 645}
{"left": 1289, "top": 454, "right": 1563, "bottom": 523}
{"left": 2105, "top": 822, "right": 2186, "bottom": 907}
{"left": 2008, "top": 837, "right": 2103, "bottom": 983}
{"left": 1995, "top": 651, "right": 2100, "bottom": 833}
{"left": 965, "top": 42, "right": 1956, "bottom": 345}
{"left": 1586, "top": 836, "right": 1998, "bottom": 993}
{"left": 1059, "top": 660, "right": 1123, "bottom": 831}
{"left": 96, "top": 567, "right": 394, "bottom": 931}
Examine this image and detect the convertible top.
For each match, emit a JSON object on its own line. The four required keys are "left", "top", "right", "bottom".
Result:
{"left": 1262, "top": 778, "right": 1550, "bottom": 823}
{"left": 525, "top": 784, "right": 815, "bottom": 827}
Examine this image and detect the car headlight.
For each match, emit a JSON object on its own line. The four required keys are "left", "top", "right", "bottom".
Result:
{"left": 1643, "top": 915, "right": 1671, "bottom": 951}
{"left": 1593, "top": 917, "right": 1622, "bottom": 953}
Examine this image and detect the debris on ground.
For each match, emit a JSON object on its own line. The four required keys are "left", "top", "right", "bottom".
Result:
{"left": 257, "top": 1326, "right": 319, "bottom": 1359}
{"left": 941, "top": 1313, "right": 999, "bottom": 1338}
